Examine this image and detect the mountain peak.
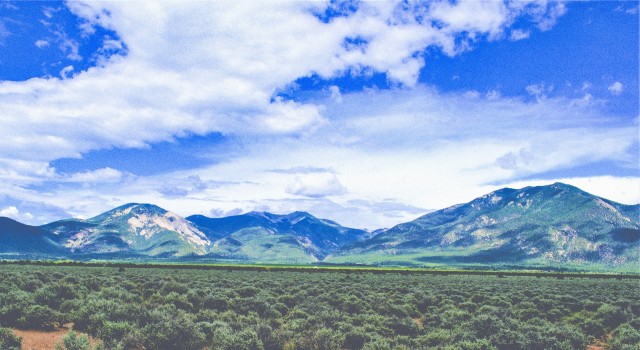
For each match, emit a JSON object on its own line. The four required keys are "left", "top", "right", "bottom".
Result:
{"left": 92, "top": 203, "right": 167, "bottom": 221}
{"left": 339, "top": 183, "right": 639, "bottom": 270}
{"left": 286, "top": 211, "right": 315, "bottom": 223}
{"left": 244, "top": 211, "right": 316, "bottom": 224}
{"left": 526, "top": 182, "right": 582, "bottom": 193}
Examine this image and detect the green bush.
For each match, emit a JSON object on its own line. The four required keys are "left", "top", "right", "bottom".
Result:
{"left": 54, "top": 331, "right": 92, "bottom": 350}
{"left": 0, "top": 264, "right": 638, "bottom": 350}
{"left": 0, "top": 326, "right": 21, "bottom": 350}
{"left": 18, "top": 304, "right": 58, "bottom": 330}
{"left": 141, "top": 306, "right": 206, "bottom": 350}
{"left": 610, "top": 323, "right": 640, "bottom": 350}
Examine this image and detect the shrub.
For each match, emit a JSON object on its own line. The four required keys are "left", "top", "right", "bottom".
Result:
{"left": 0, "top": 326, "right": 21, "bottom": 350}
{"left": 18, "top": 305, "right": 58, "bottom": 330}
{"left": 141, "top": 306, "right": 206, "bottom": 350}
{"left": 610, "top": 323, "right": 640, "bottom": 350}
{"left": 54, "top": 331, "right": 91, "bottom": 350}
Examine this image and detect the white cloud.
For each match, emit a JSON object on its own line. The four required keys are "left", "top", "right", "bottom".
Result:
{"left": 35, "top": 39, "right": 50, "bottom": 48}
{"left": 63, "top": 167, "right": 124, "bottom": 183}
{"left": 569, "top": 93, "right": 595, "bottom": 107}
{"left": 0, "top": 206, "right": 19, "bottom": 217}
{"left": 57, "top": 35, "right": 82, "bottom": 61}
{"left": 43, "top": 6, "right": 59, "bottom": 19}
{"left": 20, "top": 78, "right": 640, "bottom": 226}
{"left": 19, "top": 85, "right": 633, "bottom": 229}
{"left": 512, "top": 1, "right": 566, "bottom": 32}
{"left": 525, "top": 82, "right": 553, "bottom": 99}
{"left": 59, "top": 65, "right": 74, "bottom": 78}
{"left": 0, "top": 1, "right": 600, "bottom": 228}
{"left": 510, "top": 29, "right": 530, "bottom": 41}
{"left": 286, "top": 172, "right": 347, "bottom": 198}
{"left": 608, "top": 81, "right": 624, "bottom": 95}
{"left": 486, "top": 90, "right": 501, "bottom": 100}
{"left": 0, "top": 1, "right": 566, "bottom": 177}
{"left": 0, "top": 21, "right": 9, "bottom": 42}
{"left": 329, "top": 85, "right": 343, "bottom": 103}
{"left": 0, "top": 206, "right": 34, "bottom": 222}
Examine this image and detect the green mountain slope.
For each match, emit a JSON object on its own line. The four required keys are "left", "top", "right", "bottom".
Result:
{"left": 329, "top": 183, "right": 639, "bottom": 271}
{"left": 1, "top": 182, "right": 637, "bottom": 271}
{"left": 42, "top": 203, "right": 211, "bottom": 257}
{"left": 188, "top": 211, "right": 371, "bottom": 262}
{"left": 0, "top": 217, "right": 67, "bottom": 259}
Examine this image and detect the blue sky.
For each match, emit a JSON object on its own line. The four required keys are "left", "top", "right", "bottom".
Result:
{"left": 0, "top": 1, "right": 638, "bottom": 229}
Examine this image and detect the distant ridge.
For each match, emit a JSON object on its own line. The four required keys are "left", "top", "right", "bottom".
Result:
{"left": 329, "top": 183, "right": 639, "bottom": 271}
{"left": 42, "top": 203, "right": 211, "bottom": 257}
{"left": 0, "top": 183, "right": 638, "bottom": 272}
{"left": 188, "top": 211, "right": 371, "bottom": 262}
{"left": 0, "top": 217, "right": 66, "bottom": 258}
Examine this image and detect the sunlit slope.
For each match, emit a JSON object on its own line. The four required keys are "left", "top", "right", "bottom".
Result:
{"left": 1, "top": 182, "right": 637, "bottom": 271}
{"left": 188, "top": 211, "right": 371, "bottom": 262}
{"left": 42, "top": 203, "right": 211, "bottom": 257}
{"left": 329, "top": 183, "right": 639, "bottom": 271}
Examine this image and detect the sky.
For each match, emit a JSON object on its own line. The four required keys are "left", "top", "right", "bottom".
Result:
{"left": 0, "top": 0, "right": 638, "bottom": 229}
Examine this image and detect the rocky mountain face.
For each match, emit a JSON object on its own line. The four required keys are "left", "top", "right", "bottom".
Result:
{"left": 1, "top": 204, "right": 370, "bottom": 263}
{"left": 42, "top": 203, "right": 211, "bottom": 257}
{"left": 0, "top": 183, "right": 638, "bottom": 271}
{"left": 329, "top": 183, "right": 639, "bottom": 271}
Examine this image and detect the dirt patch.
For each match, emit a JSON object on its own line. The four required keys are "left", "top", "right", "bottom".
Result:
{"left": 12, "top": 323, "right": 99, "bottom": 350}
{"left": 586, "top": 333, "right": 612, "bottom": 350}
{"left": 586, "top": 341, "right": 610, "bottom": 350}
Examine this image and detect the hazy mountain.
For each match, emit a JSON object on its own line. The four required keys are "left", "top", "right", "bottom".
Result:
{"left": 0, "top": 183, "right": 638, "bottom": 271}
{"left": 42, "top": 203, "right": 211, "bottom": 257}
{"left": 329, "top": 183, "right": 639, "bottom": 271}
{"left": 188, "top": 211, "right": 371, "bottom": 263}
{"left": 0, "top": 217, "right": 67, "bottom": 258}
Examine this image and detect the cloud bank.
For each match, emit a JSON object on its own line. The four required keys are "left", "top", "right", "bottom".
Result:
{"left": 0, "top": 1, "right": 636, "bottom": 228}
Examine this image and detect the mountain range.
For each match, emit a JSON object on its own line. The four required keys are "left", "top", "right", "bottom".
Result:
{"left": 1, "top": 183, "right": 638, "bottom": 272}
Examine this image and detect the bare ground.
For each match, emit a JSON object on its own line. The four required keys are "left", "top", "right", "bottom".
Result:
{"left": 12, "top": 323, "right": 99, "bottom": 350}
{"left": 586, "top": 333, "right": 612, "bottom": 350}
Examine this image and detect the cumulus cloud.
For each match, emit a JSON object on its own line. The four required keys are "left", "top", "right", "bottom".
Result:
{"left": 346, "top": 199, "right": 427, "bottom": 219}
{"left": 0, "top": 1, "right": 567, "bottom": 174}
{"left": 329, "top": 85, "right": 343, "bottom": 103}
{"left": 59, "top": 65, "right": 74, "bottom": 78}
{"left": 269, "top": 166, "right": 336, "bottom": 175}
{"left": 0, "top": 206, "right": 34, "bottom": 222}
{"left": 510, "top": 29, "right": 530, "bottom": 41}
{"left": 286, "top": 173, "right": 347, "bottom": 198}
{"left": 0, "top": 1, "right": 596, "bottom": 228}
{"left": 119, "top": 87, "right": 634, "bottom": 227}
{"left": 532, "top": 2, "right": 567, "bottom": 31}
{"left": 525, "top": 82, "right": 553, "bottom": 99}
{"left": 0, "top": 21, "right": 10, "bottom": 41}
{"left": 3, "top": 82, "right": 635, "bottom": 228}
{"left": 1, "top": 206, "right": 20, "bottom": 218}
{"left": 35, "top": 39, "right": 50, "bottom": 48}
{"left": 63, "top": 167, "right": 123, "bottom": 183}
{"left": 207, "top": 208, "right": 244, "bottom": 218}
{"left": 608, "top": 81, "right": 624, "bottom": 95}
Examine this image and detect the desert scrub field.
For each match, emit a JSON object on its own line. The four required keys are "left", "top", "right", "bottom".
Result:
{"left": 0, "top": 264, "right": 639, "bottom": 350}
